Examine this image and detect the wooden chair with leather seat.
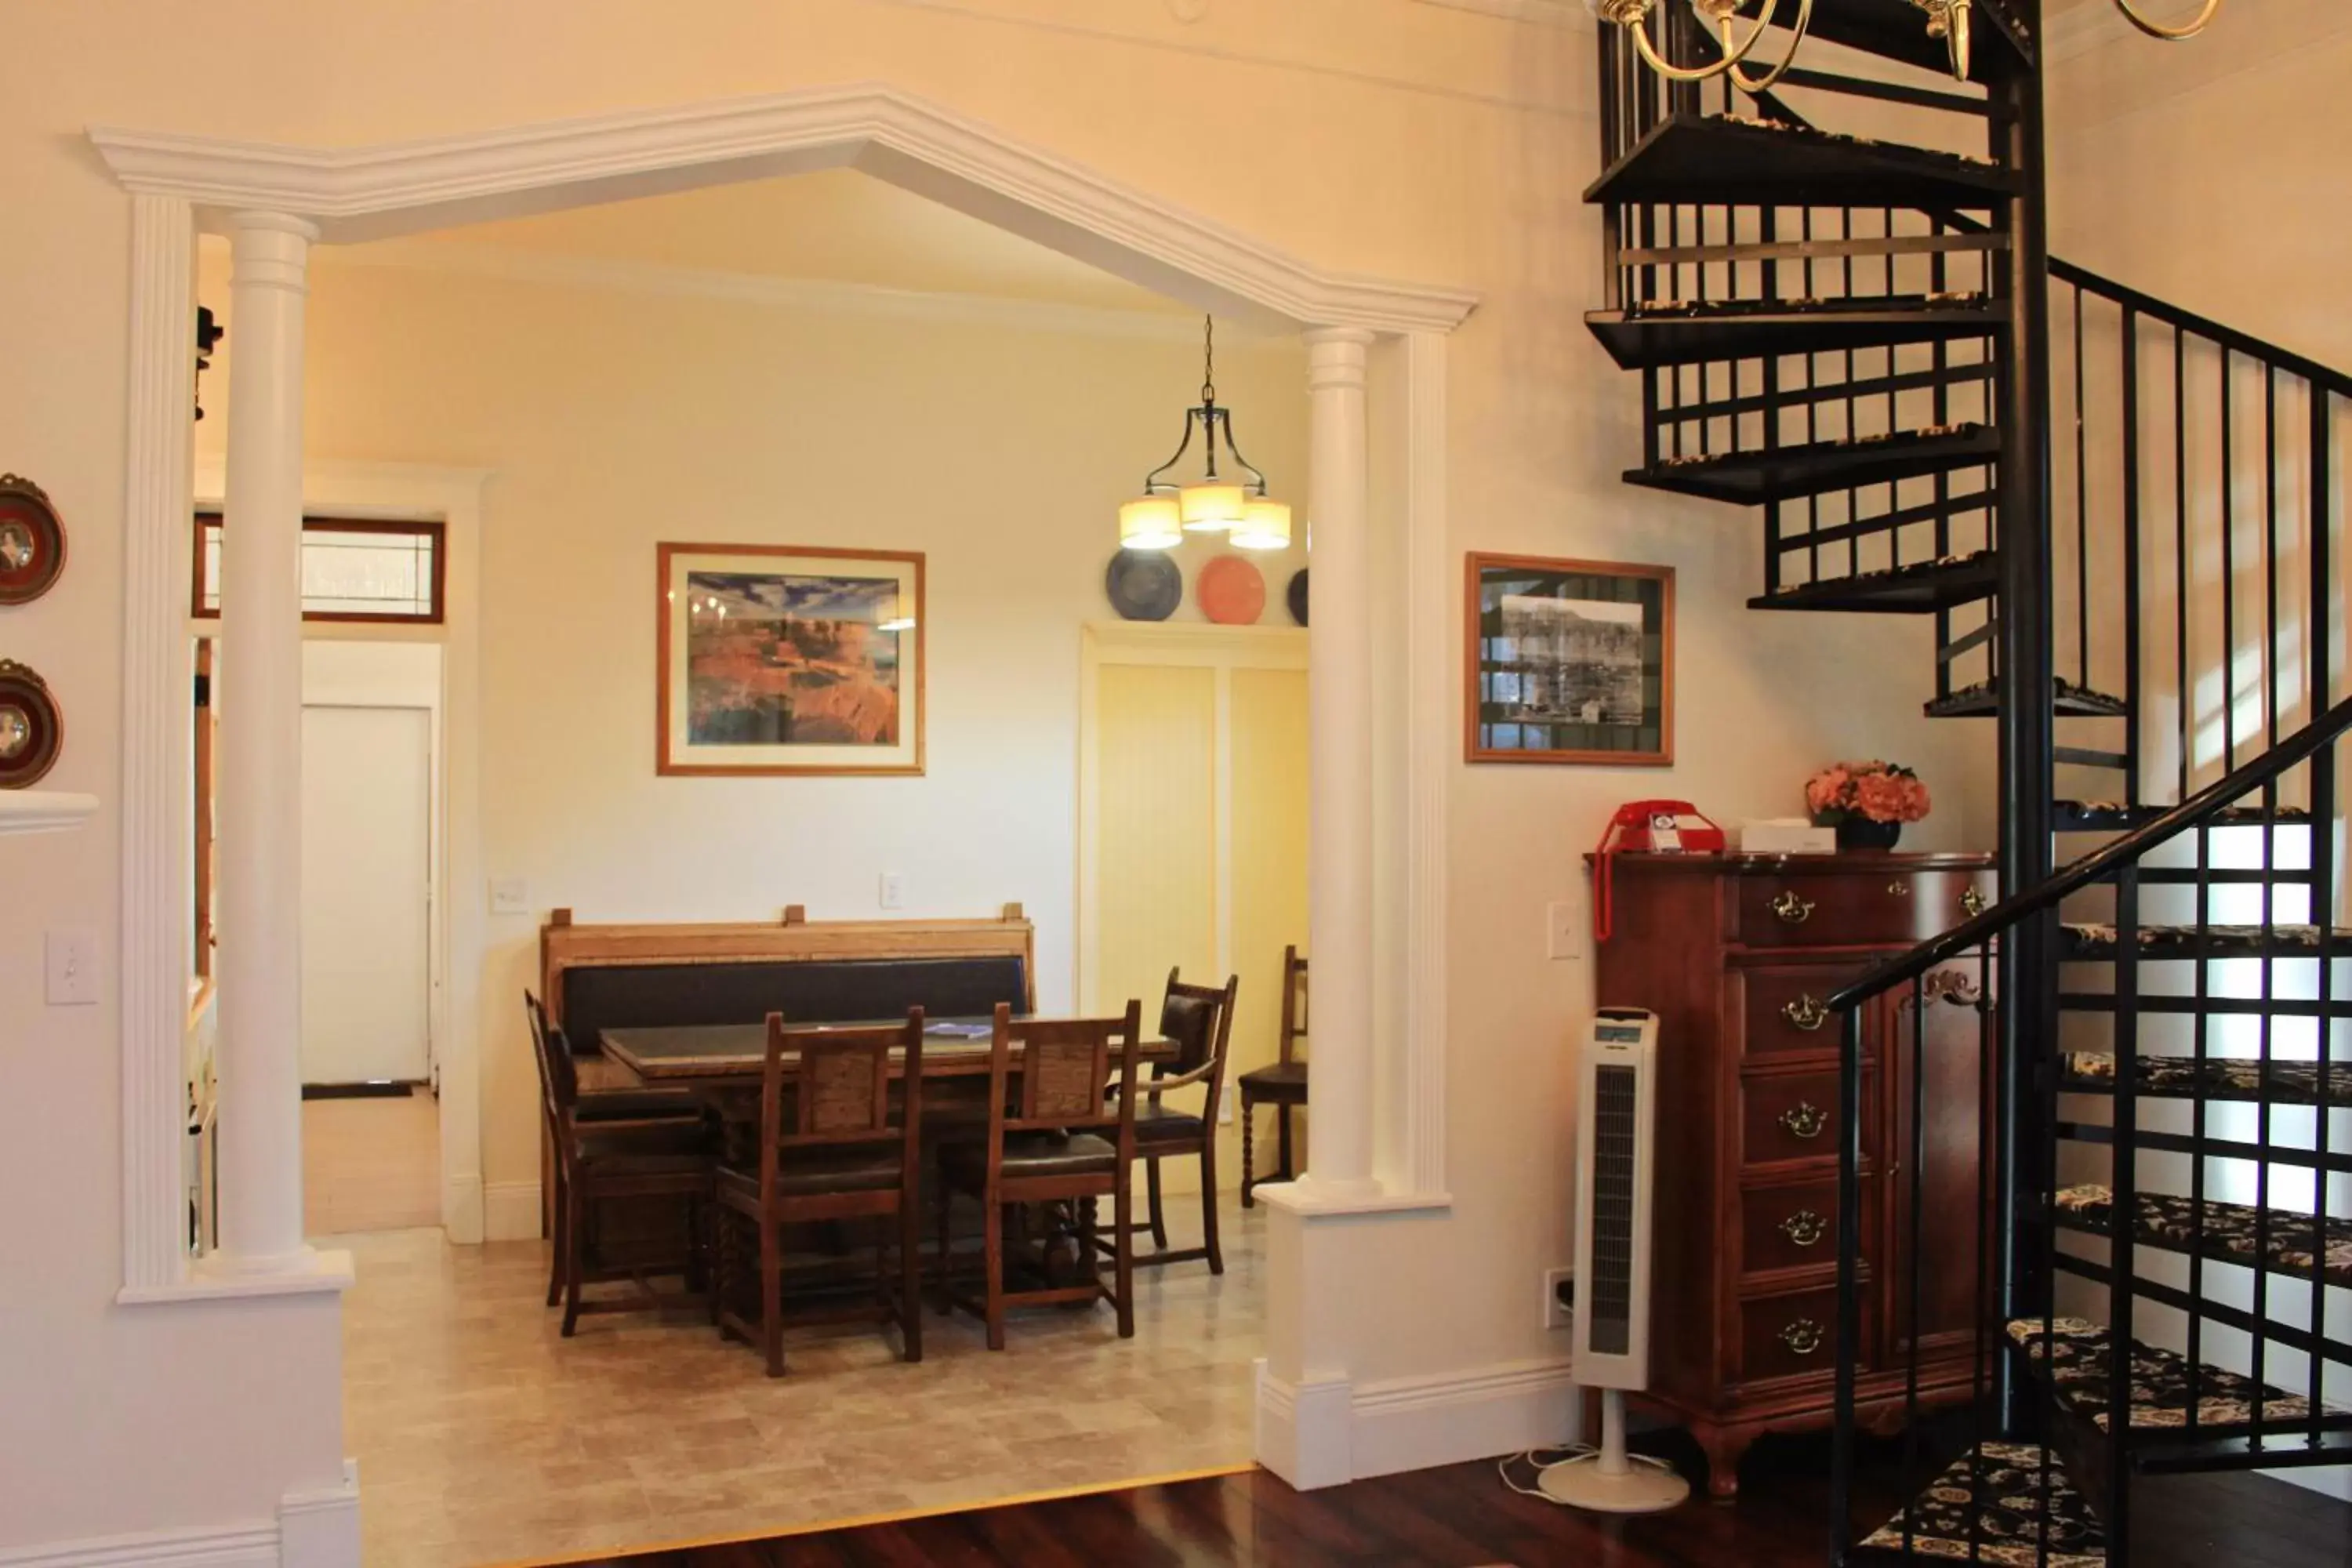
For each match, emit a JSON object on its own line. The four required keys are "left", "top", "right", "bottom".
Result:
{"left": 1095, "top": 969, "right": 1238, "bottom": 1273}
{"left": 525, "top": 992, "right": 716, "bottom": 1335}
{"left": 1238, "top": 945, "right": 1308, "bottom": 1205}
{"left": 937, "top": 1000, "right": 1143, "bottom": 1351}
{"left": 712, "top": 1010, "right": 927, "bottom": 1377}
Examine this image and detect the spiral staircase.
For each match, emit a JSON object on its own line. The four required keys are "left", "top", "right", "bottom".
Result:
{"left": 1584, "top": 3, "right": 2352, "bottom": 1561}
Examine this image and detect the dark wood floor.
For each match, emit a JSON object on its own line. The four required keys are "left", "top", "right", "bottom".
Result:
{"left": 572, "top": 1428, "right": 2352, "bottom": 1567}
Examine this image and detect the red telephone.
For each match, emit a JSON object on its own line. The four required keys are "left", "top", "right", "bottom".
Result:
{"left": 1592, "top": 800, "right": 1727, "bottom": 942}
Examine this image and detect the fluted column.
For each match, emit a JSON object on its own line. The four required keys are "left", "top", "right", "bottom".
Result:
{"left": 212, "top": 211, "right": 318, "bottom": 1271}
{"left": 1298, "top": 326, "right": 1378, "bottom": 1198}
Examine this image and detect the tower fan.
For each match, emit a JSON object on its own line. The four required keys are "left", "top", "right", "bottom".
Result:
{"left": 1541, "top": 1006, "right": 1690, "bottom": 1512}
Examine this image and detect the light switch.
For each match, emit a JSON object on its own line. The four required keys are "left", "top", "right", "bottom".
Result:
{"left": 489, "top": 877, "right": 531, "bottom": 916}
{"left": 1546, "top": 900, "right": 1584, "bottom": 961}
{"left": 45, "top": 930, "right": 100, "bottom": 1006}
{"left": 879, "top": 872, "right": 905, "bottom": 910}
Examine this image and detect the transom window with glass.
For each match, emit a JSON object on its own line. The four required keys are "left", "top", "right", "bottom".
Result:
{"left": 193, "top": 512, "right": 445, "bottom": 623}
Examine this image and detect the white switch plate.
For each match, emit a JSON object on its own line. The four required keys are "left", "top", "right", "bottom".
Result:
{"left": 489, "top": 877, "right": 531, "bottom": 916}
{"left": 1546, "top": 899, "right": 1583, "bottom": 960}
{"left": 879, "top": 872, "right": 905, "bottom": 910}
{"left": 45, "top": 929, "right": 100, "bottom": 1006}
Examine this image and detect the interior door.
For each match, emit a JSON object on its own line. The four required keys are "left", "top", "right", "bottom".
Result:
{"left": 299, "top": 703, "right": 433, "bottom": 1084}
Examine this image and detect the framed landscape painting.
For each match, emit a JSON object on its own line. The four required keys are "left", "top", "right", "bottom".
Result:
{"left": 1465, "top": 553, "right": 1674, "bottom": 766}
{"left": 658, "top": 543, "right": 925, "bottom": 776}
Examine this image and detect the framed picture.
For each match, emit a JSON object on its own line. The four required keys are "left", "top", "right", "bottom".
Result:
{"left": 1465, "top": 553, "right": 1674, "bottom": 765}
{"left": 657, "top": 543, "right": 925, "bottom": 776}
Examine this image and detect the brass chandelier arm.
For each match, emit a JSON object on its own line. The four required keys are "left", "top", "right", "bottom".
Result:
{"left": 1724, "top": 0, "right": 1816, "bottom": 94}
{"left": 2111, "top": 0, "right": 2223, "bottom": 40}
{"left": 1622, "top": 0, "right": 1784, "bottom": 84}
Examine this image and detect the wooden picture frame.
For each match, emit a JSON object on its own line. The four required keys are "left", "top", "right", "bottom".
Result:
{"left": 657, "top": 542, "right": 927, "bottom": 777}
{"left": 1465, "top": 552, "right": 1675, "bottom": 766}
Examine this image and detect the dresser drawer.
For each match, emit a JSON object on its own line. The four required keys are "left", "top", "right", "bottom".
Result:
{"left": 1740, "top": 1284, "right": 1856, "bottom": 1384}
{"left": 1741, "top": 1174, "right": 1876, "bottom": 1277}
{"left": 1742, "top": 1068, "right": 1871, "bottom": 1166}
{"left": 1738, "top": 963, "right": 1875, "bottom": 1058}
{"left": 1733, "top": 865, "right": 1993, "bottom": 949}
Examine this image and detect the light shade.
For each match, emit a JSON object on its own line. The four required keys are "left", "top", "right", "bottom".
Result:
{"left": 1230, "top": 497, "right": 1293, "bottom": 551}
{"left": 1179, "top": 481, "right": 1247, "bottom": 532}
{"left": 1119, "top": 495, "right": 1184, "bottom": 550}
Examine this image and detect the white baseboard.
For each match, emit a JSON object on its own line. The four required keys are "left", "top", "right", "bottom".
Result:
{"left": 0, "top": 1463, "right": 358, "bottom": 1568}
{"left": 1254, "top": 1356, "right": 1580, "bottom": 1490}
{"left": 441, "top": 1173, "right": 485, "bottom": 1245}
{"left": 481, "top": 1180, "right": 542, "bottom": 1242}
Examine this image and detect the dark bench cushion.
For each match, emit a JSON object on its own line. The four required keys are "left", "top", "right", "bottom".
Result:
{"left": 561, "top": 956, "right": 1028, "bottom": 1057}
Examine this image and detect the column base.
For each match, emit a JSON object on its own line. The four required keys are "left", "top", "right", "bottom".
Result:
{"left": 119, "top": 1245, "right": 353, "bottom": 1305}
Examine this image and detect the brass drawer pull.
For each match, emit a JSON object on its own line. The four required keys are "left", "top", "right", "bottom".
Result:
{"left": 1769, "top": 890, "right": 1816, "bottom": 925}
{"left": 1887, "top": 878, "right": 1912, "bottom": 898}
{"left": 1781, "top": 993, "right": 1829, "bottom": 1032}
{"left": 1778, "top": 1101, "right": 1828, "bottom": 1140}
{"left": 1778, "top": 1318, "right": 1825, "bottom": 1357}
{"left": 1778, "top": 1209, "right": 1827, "bottom": 1248}
{"left": 1961, "top": 886, "right": 1987, "bottom": 918}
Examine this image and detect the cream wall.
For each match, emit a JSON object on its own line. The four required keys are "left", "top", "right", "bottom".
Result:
{"left": 195, "top": 248, "right": 1311, "bottom": 1204}
{"left": 0, "top": 0, "right": 2022, "bottom": 1550}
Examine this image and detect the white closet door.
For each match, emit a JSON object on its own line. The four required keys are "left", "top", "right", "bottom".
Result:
{"left": 299, "top": 704, "right": 433, "bottom": 1084}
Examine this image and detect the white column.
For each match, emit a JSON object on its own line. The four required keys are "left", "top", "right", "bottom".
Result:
{"left": 1299, "top": 326, "right": 1378, "bottom": 1198}
{"left": 212, "top": 211, "right": 318, "bottom": 1271}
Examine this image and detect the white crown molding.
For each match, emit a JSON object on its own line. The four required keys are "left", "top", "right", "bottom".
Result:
{"left": 1413, "top": 0, "right": 1595, "bottom": 27}
{"left": 320, "top": 238, "right": 1225, "bottom": 344}
{"left": 90, "top": 84, "right": 1476, "bottom": 336}
{"left": 0, "top": 791, "right": 100, "bottom": 836}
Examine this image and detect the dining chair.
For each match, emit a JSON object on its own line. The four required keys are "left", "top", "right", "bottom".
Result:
{"left": 525, "top": 991, "right": 716, "bottom": 1335}
{"left": 936, "top": 1000, "right": 1143, "bottom": 1351}
{"left": 1094, "top": 969, "right": 1239, "bottom": 1273}
{"left": 712, "top": 1010, "right": 927, "bottom": 1377}
{"left": 1238, "top": 946, "right": 1309, "bottom": 1205}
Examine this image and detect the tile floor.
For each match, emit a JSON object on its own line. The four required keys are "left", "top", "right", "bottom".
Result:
{"left": 304, "top": 1087, "right": 441, "bottom": 1235}
{"left": 336, "top": 1200, "right": 1265, "bottom": 1568}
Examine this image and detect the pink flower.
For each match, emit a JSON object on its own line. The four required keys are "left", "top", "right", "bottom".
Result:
{"left": 1806, "top": 760, "right": 1932, "bottom": 824}
{"left": 1853, "top": 772, "right": 1909, "bottom": 822}
{"left": 1805, "top": 764, "right": 1853, "bottom": 815}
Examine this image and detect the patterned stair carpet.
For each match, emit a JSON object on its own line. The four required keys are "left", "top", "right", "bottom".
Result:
{"left": 2053, "top": 1185, "right": 2352, "bottom": 1290}
{"left": 2060, "top": 1051, "right": 2352, "bottom": 1108}
{"left": 1857, "top": 1442, "right": 2105, "bottom": 1566}
{"left": 2061, "top": 923, "right": 2350, "bottom": 958}
{"left": 2005, "top": 1318, "right": 2339, "bottom": 1434}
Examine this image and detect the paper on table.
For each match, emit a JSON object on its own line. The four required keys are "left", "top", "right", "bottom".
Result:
{"left": 924, "top": 1022, "right": 996, "bottom": 1040}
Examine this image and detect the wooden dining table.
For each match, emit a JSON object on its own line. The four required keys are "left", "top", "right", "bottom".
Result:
{"left": 599, "top": 1016, "right": 1176, "bottom": 1088}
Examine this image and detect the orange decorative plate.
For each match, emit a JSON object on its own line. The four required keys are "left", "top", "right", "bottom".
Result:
{"left": 1196, "top": 555, "right": 1265, "bottom": 626}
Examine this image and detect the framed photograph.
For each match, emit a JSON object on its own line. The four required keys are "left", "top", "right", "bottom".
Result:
{"left": 657, "top": 543, "right": 925, "bottom": 776}
{"left": 1465, "top": 553, "right": 1674, "bottom": 766}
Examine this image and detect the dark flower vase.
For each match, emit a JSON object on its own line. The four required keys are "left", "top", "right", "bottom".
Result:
{"left": 1835, "top": 817, "right": 1903, "bottom": 852}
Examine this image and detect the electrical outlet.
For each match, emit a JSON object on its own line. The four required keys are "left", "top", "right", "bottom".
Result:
{"left": 45, "top": 929, "right": 100, "bottom": 1006}
{"left": 1218, "top": 1097, "right": 1233, "bottom": 1125}
{"left": 1544, "top": 1266, "right": 1574, "bottom": 1330}
{"left": 879, "top": 871, "right": 905, "bottom": 910}
{"left": 1546, "top": 900, "right": 1583, "bottom": 960}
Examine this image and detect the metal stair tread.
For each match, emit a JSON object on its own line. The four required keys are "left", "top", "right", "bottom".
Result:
{"left": 2053, "top": 1185, "right": 2352, "bottom": 1290}
{"left": 2059, "top": 1051, "right": 2352, "bottom": 1109}
{"left": 2052, "top": 799, "right": 2311, "bottom": 833}
{"left": 1584, "top": 113, "right": 2016, "bottom": 210}
{"left": 1625, "top": 423, "right": 1998, "bottom": 505}
{"left": 1586, "top": 295, "right": 1996, "bottom": 369}
{"left": 2060, "top": 921, "right": 2352, "bottom": 960}
{"left": 1750, "top": 550, "right": 1997, "bottom": 614}
{"left": 1927, "top": 677, "right": 2127, "bottom": 719}
{"left": 1851, "top": 1441, "right": 2104, "bottom": 1566}
{"left": 2005, "top": 1317, "right": 2347, "bottom": 1439}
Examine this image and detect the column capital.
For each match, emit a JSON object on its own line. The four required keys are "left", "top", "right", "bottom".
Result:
{"left": 1305, "top": 326, "right": 1374, "bottom": 391}
{"left": 228, "top": 210, "right": 321, "bottom": 242}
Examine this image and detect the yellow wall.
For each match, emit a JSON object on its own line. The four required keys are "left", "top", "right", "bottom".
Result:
{"left": 1226, "top": 666, "right": 1312, "bottom": 1179}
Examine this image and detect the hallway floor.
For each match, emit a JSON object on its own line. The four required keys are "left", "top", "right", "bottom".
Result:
{"left": 336, "top": 1200, "right": 1264, "bottom": 1568}
{"left": 303, "top": 1086, "right": 440, "bottom": 1235}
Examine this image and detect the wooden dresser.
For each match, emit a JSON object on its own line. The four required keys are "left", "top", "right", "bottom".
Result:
{"left": 1590, "top": 851, "right": 1995, "bottom": 1498}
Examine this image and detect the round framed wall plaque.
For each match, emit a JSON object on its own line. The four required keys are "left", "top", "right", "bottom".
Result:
{"left": 1287, "top": 567, "right": 1309, "bottom": 626}
{"left": 1105, "top": 549, "right": 1182, "bottom": 622}
{"left": 0, "top": 476, "right": 65, "bottom": 606}
{"left": 0, "top": 660, "right": 63, "bottom": 788}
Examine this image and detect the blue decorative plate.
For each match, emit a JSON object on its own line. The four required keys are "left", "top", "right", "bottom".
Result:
{"left": 1106, "top": 549, "right": 1181, "bottom": 622}
{"left": 1287, "top": 568, "right": 1309, "bottom": 626}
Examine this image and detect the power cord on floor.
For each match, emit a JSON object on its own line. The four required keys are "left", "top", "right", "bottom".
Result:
{"left": 1496, "top": 1443, "right": 1683, "bottom": 1503}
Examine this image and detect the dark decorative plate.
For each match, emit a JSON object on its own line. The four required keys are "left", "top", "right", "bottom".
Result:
{"left": 0, "top": 660, "right": 63, "bottom": 788}
{"left": 0, "top": 476, "right": 65, "bottom": 606}
{"left": 1287, "top": 567, "right": 1309, "bottom": 626}
{"left": 1105, "top": 549, "right": 1181, "bottom": 622}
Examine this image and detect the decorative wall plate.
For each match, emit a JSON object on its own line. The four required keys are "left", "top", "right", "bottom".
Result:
{"left": 1105, "top": 549, "right": 1181, "bottom": 622}
{"left": 1198, "top": 554, "right": 1265, "bottom": 626}
{"left": 0, "top": 660, "right": 63, "bottom": 788}
{"left": 1287, "top": 567, "right": 1309, "bottom": 626}
{"left": 0, "top": 476, "right": 64, "bottom": 606}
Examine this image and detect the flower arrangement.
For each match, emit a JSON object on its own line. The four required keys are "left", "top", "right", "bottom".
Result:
{"left": 1806, "top": 760, "right": 1932, "bottom": 827}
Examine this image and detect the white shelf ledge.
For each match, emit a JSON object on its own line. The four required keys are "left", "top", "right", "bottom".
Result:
{"left": 0, "top": 790, "right": 99, "bottom": 836}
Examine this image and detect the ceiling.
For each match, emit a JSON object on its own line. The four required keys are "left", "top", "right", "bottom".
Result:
{"left": 376, "top": 169, "right": 1188, "bottom": 316}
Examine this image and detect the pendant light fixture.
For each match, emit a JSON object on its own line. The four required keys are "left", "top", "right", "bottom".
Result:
{"left": 1118, "top": 315, "right": 1293, "bottom": 552}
